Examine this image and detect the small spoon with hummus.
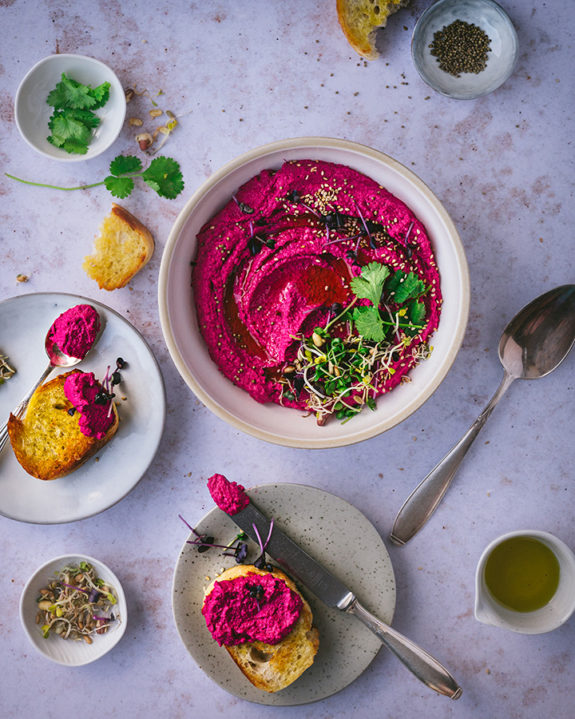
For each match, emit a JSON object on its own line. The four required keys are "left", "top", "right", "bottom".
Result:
{"left": 390, "top": 284, "right": 575, "bottom": 545}
{"left": 0, "top": 304, "right": 103, "bottom": 453}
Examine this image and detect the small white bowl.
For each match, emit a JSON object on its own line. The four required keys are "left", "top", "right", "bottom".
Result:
{"left": 15, "top": 54, "right": 126, "bottom": 161}
{"left": 159, "top": 136, "right": 470, "bottom": 448}
{"left": 412, "top": 0, "right": 518, "bottom": 100}
{"left": 475, "top": 530, "right": 575, "bottom": 634}
{"left": 20, "top": 554, "right": 127, "bottom": 665}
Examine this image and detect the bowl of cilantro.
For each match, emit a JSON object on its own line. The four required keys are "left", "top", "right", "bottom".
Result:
{"left": 159, "top": 137, "right": 470, "bottom": 448}
{"left": 15, "top": 54, "right": 126, "bottom": 161}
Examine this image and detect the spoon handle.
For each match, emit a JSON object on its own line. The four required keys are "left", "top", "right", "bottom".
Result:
{"left": 390, "top": 371, "right": 516, "bottom": 545}
{"left": 0, "top": 362, "right": 54, "bottom": 454}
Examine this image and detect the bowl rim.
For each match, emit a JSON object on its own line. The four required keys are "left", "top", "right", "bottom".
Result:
{"left": 411, "top": 0, "right": 519, "bottom": 100}
{"left": 19, "top": 552, "right": 127, "bottom": 665}
{"left": 14, "top": 53, "right": 126, "bottom": 162}
{"left": 158, "top": 136, "right": 470, "bottom": 448}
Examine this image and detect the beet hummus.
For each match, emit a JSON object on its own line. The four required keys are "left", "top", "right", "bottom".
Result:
{"left": 202, "top": 571, "right": 302, "bottom": 646}
{"left": 47, "top": 304, "right": 100, "bottom": 360}
{"left": 64, "top": 371, "right": 115, "bottom": 440}
{"left": 193, "top": 160, "right": 442, "bottom": 423}
{"left": 207, "top": 473, "right": 250, "bottom": 515}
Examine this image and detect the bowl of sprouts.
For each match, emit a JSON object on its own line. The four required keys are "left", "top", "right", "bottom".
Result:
{"left": 20, "top": 554, "right": 127, "bottom": 665}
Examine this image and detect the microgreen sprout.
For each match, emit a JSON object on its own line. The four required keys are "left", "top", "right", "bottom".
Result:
{"left": 253, "top": 519, "right": 274, "bottom": 570}
{"left": 179, "top": 515, "right": 248, "bottom": 562}
{"left": 279, "top": 263, "right": 431, "bottom": 425}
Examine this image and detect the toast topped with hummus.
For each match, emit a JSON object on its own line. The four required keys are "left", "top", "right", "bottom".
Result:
{"left": 203, "top": 564, "right": 319, "bottom": 692}
{"left": 7, "top": 370, "right": 119, "bottom": 481}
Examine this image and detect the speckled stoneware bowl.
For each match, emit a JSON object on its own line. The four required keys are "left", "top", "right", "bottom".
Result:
{"left": 172, "top": 484, "right": 396, "bottom": 705}
{"left": 20, "top": 554, "right": 127, "bottom": 666}
{"left": 15, "top": 54, "right": 126, "bottom": 161}
{"left": 412, "top": 0, "right": 519, "bottom": 100}
{"left": 159, "top": 137, "right": 470, "bottom": 448}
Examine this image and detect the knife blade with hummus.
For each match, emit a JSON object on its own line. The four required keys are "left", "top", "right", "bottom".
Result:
{"left": 193, "top": 159, "right": 441, "bottom": 424}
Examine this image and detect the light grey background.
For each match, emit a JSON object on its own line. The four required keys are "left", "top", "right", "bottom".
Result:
{"left": 0, "top": 1, "right": 573, "bottom": 718}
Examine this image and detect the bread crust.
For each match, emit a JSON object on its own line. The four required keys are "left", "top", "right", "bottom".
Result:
{"left": 336, "top": 0, "right": 409, "bottom": 59}
{"left": 204, "top": 565, "right": 319, "bottom": 692}
{"left": 7, "top": 370, "right": 119, "bottom": 481}
{"left": 83, "top": 204, "right": 154, "bottom": 290}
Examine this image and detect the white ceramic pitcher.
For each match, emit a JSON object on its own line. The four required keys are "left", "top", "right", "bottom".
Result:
{"left": 475, "top": 530, "right": 575, "bottom": 634}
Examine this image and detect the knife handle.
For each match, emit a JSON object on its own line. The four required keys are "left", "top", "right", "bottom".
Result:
{"left": 346, "top": 599, "right": 462, "bottom": 699}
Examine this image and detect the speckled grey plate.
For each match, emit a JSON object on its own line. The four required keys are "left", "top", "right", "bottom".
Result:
{"left": 172, "top": 483, "right": 396, "bottom": 705}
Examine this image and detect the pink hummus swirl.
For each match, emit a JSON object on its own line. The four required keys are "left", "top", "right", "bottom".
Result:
{"left": 64, "top": 371, "right": 114, "bottom": 440}
{"left": 47, "top": 304, "right": 100, "bottom": 360}
{"left": 207, "top": 473, "right": 250, "bottom": 515}
{"left": 193, "top": 159, "right": 442, "bottom": 415}
{"left": 202, "top": 571, "right": 302, "bottom": 646}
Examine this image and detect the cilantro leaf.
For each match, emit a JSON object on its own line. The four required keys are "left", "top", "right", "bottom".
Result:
{"left": 408, "top": 299, "right": 426, "bottom": 325}
{"left": 352, "top": 306, "right": 386, "bottom": 342}
{"left": 104, "top": 175, "right": 135, "bottom": 198}
{"left": 47, "top": 73, "right": 97, "bottom": 110}
{"left": 89, "top": 81, "right": 111, "bottom": 109}
{"left": 386, "top": 270, "right": 426, "bottom": 304}
{"left": 142, "top": 156, "right": 184, "bottom": 199}
{"left": 48, "top": 112, "right": 92, "bottom": 147}
{"left": 62, "top": 108, "right": 101, "bottom": 129}
{"left": 349, "top": 262, "right": 390, "bottom": 307}
{"left": 58, "top": 138, "right": 90, "bottom": 155}
{"left": 109, "top": 155, "right": 142, "bottom": 176}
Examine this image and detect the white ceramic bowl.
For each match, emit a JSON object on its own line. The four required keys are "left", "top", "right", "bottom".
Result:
{"left": 159, "top": 137, "right": 470, "bottom": 448}
{"left": 412, "top": 0, "right": 518, "bottom": 100}
{"left": 15, "top": 54, "right": 126, "bottom": 161}
{"left": 20, "top": 554, "right": 127, "bottom": 665}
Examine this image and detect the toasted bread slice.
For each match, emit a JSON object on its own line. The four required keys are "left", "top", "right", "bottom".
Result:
{"left": 204, "top": 565, "right": 319, "bottom": 692}
{"left": 336, "top": 0, "right": 409, "bottom": 59}
{"left": 7, "top": 371, "right": 119, "bottom": 481}
{"left": 83, "top": 204, "right": 154, "bottom": 290}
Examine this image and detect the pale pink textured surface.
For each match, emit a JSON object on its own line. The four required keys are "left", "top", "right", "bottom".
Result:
{"left": 1, "top": 2, "right": 574, "bottom": 718}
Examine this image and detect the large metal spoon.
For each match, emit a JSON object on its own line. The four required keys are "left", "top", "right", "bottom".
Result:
{"left": 0, "top": 309, "right": 104, "bottom": 453}
{"left": 390, "top": 284, "right": 575, "bottom": 546}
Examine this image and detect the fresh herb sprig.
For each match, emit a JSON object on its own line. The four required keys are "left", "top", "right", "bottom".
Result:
{"left": 46, "top": 73, "right": 111, "bottom": 155}
{"left": 280, "top": 262, "right": 431, "bottom": 424}
{"left": 5, "top": 154, "right": 184, "bottom": 199}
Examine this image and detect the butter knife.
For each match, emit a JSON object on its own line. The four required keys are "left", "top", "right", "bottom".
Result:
{"left": 228, "top": 500, "right": 462, "bottom": 699}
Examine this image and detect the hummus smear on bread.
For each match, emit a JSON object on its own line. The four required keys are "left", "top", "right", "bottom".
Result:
{"left": 193, "top": 159, "right": 441, "bottom": 424}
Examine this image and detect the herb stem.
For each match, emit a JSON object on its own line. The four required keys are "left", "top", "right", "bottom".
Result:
{"left": 4, "top": 173, "right": 106, "bottom": 191}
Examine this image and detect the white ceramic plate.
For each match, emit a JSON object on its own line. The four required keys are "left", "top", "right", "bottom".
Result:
{"left": 0, "top": 292, "right": 165, "bottom": 523}
{"left": 172, "top": 483, "right": 396, "bottom": 705}
{"left": 14, "top": 54, "right": 126, "bottom": 161}
{"left": 159, "top": 137, "right": 470, "bottom": 448}
{"left": 20, "top": 553, "right": 127, "bottom": 665}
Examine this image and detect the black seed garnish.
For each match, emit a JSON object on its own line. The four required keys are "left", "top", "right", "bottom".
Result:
{"left": 286, "top": 189, "right": 301, "bottom": 204}
{"left": 345, "top": 249, "right": 357, "bottom": 261}
{"left": 238, "top": 201, "right": 254, "bottom": 214}
{"left": 248, "top": 584, "right": 264, "bottom": 599}
{"left": 330, "top": 302, "right": 343, "bottom": 315}
{"left": 111, "top": 371, "right": 121, "bottom": 386}
{"left": 67, "top": 407, "right": 76, "bottom": 416}
{"left": 116, "top": 357, "right": 127, "bottom": 369}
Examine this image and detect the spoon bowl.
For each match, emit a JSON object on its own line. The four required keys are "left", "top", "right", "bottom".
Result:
{"left": 0, "top": 306, "right": 105, "bottom": 453}
{"left": 390, "top": 284, "right": 575, "bottom": 545}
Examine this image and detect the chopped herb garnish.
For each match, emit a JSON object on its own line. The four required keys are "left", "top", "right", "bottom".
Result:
{"left": 279, "top": 262, "right": 431, "bottom": 424}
